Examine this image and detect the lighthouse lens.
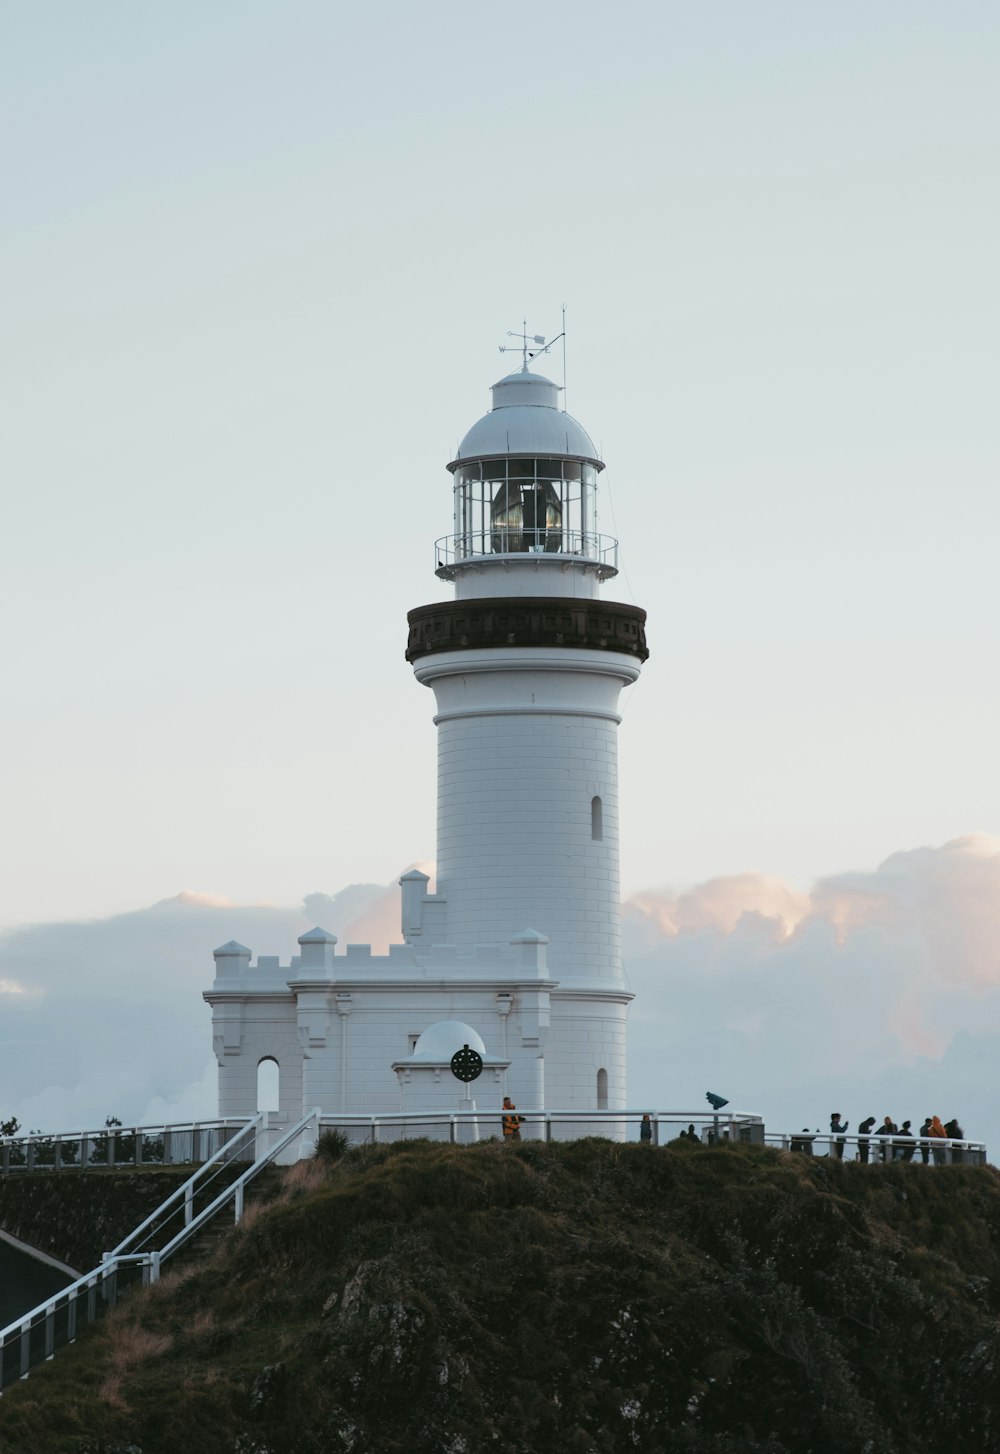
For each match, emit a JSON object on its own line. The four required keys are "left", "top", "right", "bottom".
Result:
{"left": 452, "top": 458, "right": 591, "bottom": 561}
{"left": 490, "top": 473, "right": 562, "bottom": 554}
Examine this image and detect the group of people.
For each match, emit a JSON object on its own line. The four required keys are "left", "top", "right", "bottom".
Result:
{"left": 501, "top": 1099, "right": 969, "bottom": 1163}
{"left": 824, "top": 1112, "right": 967, "bottom": 1164}
{"left": 638, "top": 1116, "right": 700, "bottom": 1144}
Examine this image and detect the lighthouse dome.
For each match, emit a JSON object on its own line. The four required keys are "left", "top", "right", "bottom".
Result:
{"left": 410, "top": 1020, "right": 487, "bottom": 1062}
{"left": 451, "top": 369, "right": 601, "bottom": 468}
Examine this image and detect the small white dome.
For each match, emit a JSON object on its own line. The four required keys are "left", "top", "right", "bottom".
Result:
{"left": 410, "top": 1020, "right": 486, "bottom": 1061}
{"left": 452, "top": 369, "right": 601, "bottom": 466}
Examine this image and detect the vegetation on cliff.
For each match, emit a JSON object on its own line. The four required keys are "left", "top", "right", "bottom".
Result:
{"left": 0, "top": 1166, "right": 245, "bottom": 1276}
{"left": 2, "top": 1137, "right": 1000, "bottom": 1453}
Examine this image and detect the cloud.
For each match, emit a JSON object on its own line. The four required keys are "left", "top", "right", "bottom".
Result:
{"left": 628, "top": 874, "right": 810, "bottom": 944}
{"left": 0, "top": 881, "right": 404, "bottom": 1132}
{"left": 0, "top": 978, "right": 33, "bottom": 997}
{"left": 1, "top": 838, "right": 998, "bottom": 1156}
{"left": 624, "top": 834, "right": 1000, "bottom": 1149}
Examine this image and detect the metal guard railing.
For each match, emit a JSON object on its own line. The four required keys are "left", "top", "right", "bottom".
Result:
{"left": 0, "top": 1118, "right": 255, "bottom": 1174}
{"left": 0, "top": 1109, "right": 319, "bottom": 1391}
{"left": 315, "top": 1110, "right": 987, "bottom": 1166}
{"left": 434, "top": 528, "right": 619, "bottom": 578}
{"left": 317, "top": 1108, "right": 766, "bottom": 1147}
{"left": 765, "top": 1130, "right": 986, "bottom": 1165}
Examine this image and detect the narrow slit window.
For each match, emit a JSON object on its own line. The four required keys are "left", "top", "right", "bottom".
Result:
{"left": 591, "top": 796, "right": 603, "bottom": 841}
{"left": 596, "top": 1068, "right": 609, "bottom": 1110}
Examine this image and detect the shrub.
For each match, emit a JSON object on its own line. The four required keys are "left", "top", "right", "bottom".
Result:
{"left": 314, "top": 1129, "right": 350, "bottom": 1164}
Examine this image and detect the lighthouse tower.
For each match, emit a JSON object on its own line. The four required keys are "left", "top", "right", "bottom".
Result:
{"left": 205, "top": 352, "right": 647, "bottom": 1128}
{"left": 403, "top": 360, "right": 649, "bottom": 1109}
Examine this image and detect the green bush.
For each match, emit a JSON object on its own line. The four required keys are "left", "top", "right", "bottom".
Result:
{"left": 313, "top": 1129, "right": 350, "bottom": 1164}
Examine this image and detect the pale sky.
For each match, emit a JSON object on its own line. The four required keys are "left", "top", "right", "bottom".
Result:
{"left": 2, "top": 3, "right": 998, "bottom": 929}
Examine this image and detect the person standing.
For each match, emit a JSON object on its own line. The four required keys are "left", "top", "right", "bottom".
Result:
{"left": 501, "top": 1097, "right": 522, "bottom": 1142}
{"left": 898, "top": 1120, "right": 916, "bottom": 1162}
{"left": 858, "top": 1116, "right": 876, "bottom": 1164}
{"left": 928, "top": 1115, "right": 948, "bottom": 1165}
{"left": 639, "top": 1113, "right": 653, "bottom": 1144}
{"left": 876, "top": 1116, "right": 897, "bottom": 1161}
{"left": 918, "top": 1116, "right": 933, "bottom": 1164}
{"left": 945, "top": 1118, "right": 965, "bottom": 1165}
{"left": 830, "top": 1113, "right": 849, "bottom": 1160}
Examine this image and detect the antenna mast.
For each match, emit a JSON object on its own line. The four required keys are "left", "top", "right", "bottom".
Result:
{"left": 561, "top": 303, "right": 567, "bottom": 411}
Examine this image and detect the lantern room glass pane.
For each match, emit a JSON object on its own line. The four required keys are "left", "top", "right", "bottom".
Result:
{"left": 451, "top": 456, "right": 603, "bottom": 563}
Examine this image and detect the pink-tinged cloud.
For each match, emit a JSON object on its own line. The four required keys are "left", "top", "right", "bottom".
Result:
{"left": 626, "top": 833, "right": 1000, "bottom": 993}
{"left": 880, "top": 834, "right": 1000, "bottom": 990}
{"left": 335, "top": 862, "right": 431, "bottom": 955}
{"left": 623, "top": 835, "right": 1000, "bottom": 1150}
{"left": 628, "top": 874, "right": 810, "bottom": 944}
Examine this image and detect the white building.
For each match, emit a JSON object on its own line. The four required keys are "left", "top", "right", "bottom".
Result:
{"left": 204, "top": 358, "right": 649, "bottom": 1127}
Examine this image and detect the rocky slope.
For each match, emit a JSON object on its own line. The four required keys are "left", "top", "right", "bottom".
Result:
{"left": 2, "top": 1137, "right": 999, "bottom": 1453}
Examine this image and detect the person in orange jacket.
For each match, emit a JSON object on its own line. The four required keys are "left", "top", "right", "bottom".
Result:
{"left": 501, "top": 1097, "right": 522, "bottom": 1141}
{"left": 928, "top": 1114, "right": 948, "bottom": 1165}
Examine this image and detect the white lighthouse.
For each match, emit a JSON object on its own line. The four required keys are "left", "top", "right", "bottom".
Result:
{"left": 204, "top": 352, "right": 648, "bottom": 1127}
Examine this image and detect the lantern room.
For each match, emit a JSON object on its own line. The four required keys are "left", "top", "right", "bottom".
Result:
{"left": 436, "top": 367, "right": 619, "bottom": 584}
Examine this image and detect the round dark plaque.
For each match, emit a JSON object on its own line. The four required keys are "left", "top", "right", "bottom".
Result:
{"left": 450, "top": 1044, "right": 483, "bottom": 1083}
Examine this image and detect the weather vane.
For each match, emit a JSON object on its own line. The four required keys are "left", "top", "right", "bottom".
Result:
{"left": 498, "top": 308, "right": 569, "bottom": 400}
{"left": 499, "top": 321, "right": 552, "bottom": 370}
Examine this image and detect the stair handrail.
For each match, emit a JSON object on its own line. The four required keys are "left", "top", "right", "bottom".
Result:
{"left": 153, "top": 1108, "right": 319, "bottom": 1265}
{"left": 1, "top": 1120, "right": 262, "bottom": 1360}
{"left": 107, "top": 1112, "right": 264, "bottom": 1259}
{"left": 0, "top": 1109, "right": 319, "bottom": 1389}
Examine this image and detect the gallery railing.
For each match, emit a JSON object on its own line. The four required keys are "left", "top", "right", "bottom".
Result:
{"left": 434, "top": 528, "right": 619, "bottom": 577}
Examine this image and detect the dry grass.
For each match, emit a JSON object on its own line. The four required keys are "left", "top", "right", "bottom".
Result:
{"left": 143, "top": 1260, "right": 201, "bottom": 1299}
{"left": 104, "top": 1316, "right": 173, "bottom": 1373}
{"left": 95, "top": 1317, "right": 174, "bottom": 1411}
{"left": 98, "top": 1371, "right": 128, "bottom": 1409}
{"left": 231, "top": 1196, "right": 272, "bottom": 1233}
{"left": 280, "top": 1157, "right": 328, "bottom": 1197}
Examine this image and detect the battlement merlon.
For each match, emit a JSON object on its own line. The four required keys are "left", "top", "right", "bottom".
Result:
{"left": 208, "top": 923, "right": 559, "bottom": 983}
{"left": 399, "top": 868, "right": 446, "bottom": 943}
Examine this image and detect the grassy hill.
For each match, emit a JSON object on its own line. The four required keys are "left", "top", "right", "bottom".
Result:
{"left": 2, "top": 1136, "right": 1000, "bottom": 1453}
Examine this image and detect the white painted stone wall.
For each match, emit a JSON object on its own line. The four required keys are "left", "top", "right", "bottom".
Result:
{"left": 413, "top": 647, "right": 639, "bottom": 981}
{"left": 205, "top": 919, "right": 631, "bottom": 1126}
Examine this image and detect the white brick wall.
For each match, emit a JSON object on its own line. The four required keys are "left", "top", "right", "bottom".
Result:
{"left": 415, "top": 647, "right": 639, "bottom": 982}
{"left": 207, "top": 948, "right": 630, "bottom": 1125}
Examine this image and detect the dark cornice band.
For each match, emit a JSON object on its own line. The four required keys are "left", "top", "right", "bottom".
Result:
{"left": 406, "top": 597, "right": 649, "bottom": 664}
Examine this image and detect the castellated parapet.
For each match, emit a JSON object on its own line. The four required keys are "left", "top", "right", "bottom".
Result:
{"left": 206, "top": 883, "right": 631, "bottom": 1125}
